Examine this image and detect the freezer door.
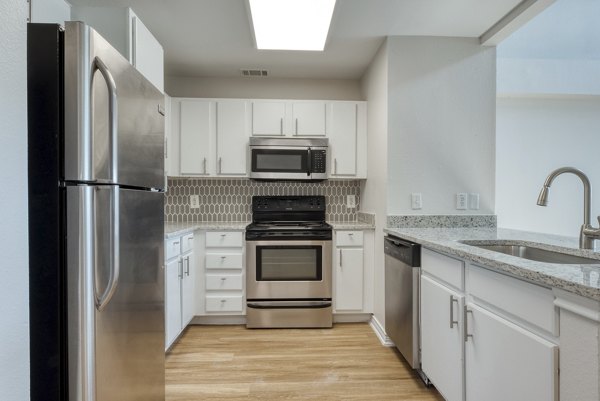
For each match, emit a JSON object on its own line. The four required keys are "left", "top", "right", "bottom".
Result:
{"left": 64, "top": 21, "right": 164, "bottom": 190}
{"left": 67, "top": 186, "right": 165, "bottom": 401}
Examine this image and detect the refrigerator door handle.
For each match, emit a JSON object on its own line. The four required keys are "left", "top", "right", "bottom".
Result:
{"left": 95, "top": 187, "right": 120, "bottom": 311}
{"left": 92, "top": 56, "right": 119, "bottom": 183}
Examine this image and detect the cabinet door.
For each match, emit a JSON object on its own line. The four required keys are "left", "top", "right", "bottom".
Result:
{"left": 421, "top": 275, "right": 464, "bottom": 401}
{"left": 292, "top": 102, "right": 326, "bottom": 136}
{"left": 329, "top": 103, "right": 357, "bottom": 176}
{"left": 180, "top": 100, "right": 213, "bottom": 175}
{"left": 165, "top": 258, "right": 182, "bottom": 349}
{"left": 131, "top": 14, "right": 164, "bottom": 92}
{"left": 181, "top": 251, "right": 195, "bottom": 327}
{"left": 465, "top": 303, "right": 558, "bottom": 401}
{"left": 252, "top": 101, "right": 285, "bottom": 136}
{"left": 216, "top": 100, "right": 249, "bottom": 175}
{"left": 335, "top": 248, "right": 364, "bottom": 311}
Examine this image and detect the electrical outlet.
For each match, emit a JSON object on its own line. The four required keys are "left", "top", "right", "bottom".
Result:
{"left": 411, "top": 193, "right": 422, "bottom": 210}
{"left": 190, "top": 195, "right": 200, "bottom": 209}
{"left": 456, "top": 193, "right": 468, "bottom": 210}
{"left": 346, "top": 195, "right": 356, "bottom": 209}
{"left": 469, "top": 193, "right": 480, "bottom": 210}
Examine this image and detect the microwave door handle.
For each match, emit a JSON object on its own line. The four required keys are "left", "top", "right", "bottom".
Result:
{"left": 307, "top": 148, "right": 312, "bottom": 176}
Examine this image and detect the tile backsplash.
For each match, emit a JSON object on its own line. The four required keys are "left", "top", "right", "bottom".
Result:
{"left": 165, "top": 178, "right": 361, "bottom": 223}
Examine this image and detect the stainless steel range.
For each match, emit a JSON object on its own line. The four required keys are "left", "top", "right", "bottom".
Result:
{"left": 245, "top": 196, "right": 333, "bottom": 328}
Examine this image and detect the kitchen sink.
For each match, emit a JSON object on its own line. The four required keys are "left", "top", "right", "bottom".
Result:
{"left": 459, "top": 241, "right": 600, "bottom": 265}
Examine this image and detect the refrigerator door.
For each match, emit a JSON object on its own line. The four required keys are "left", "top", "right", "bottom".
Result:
{"left": 67, "top": 186, "right": 165, "bottom": 401}
{"left": 64, "top": 21, "right": 165, "bottom": 190}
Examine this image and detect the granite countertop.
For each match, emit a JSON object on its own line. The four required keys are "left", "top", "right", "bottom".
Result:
{"left": 165, "top": 221, "right": 250, "bottom": 238}
{"left": 384, "top": 227, "right": 600, "bottom": 301}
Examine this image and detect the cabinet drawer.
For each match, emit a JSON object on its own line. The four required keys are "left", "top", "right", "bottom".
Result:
{"left": 206, "top": 231, "right": 243, "bottom": 248}
{"left": 468, "top": 265, "right": 557, "bottom": 335}
{"left": 206, "top": 252, "right": 243, "bottom": 269}
{"left": 205, "top": 295, "right": 243, "bottom": 312}
{"left": 421, "top": 248, "right": 464, "bottom": 291}
{"left": 165, "top": 237, "right": 182, "bottom": 261}
{"left": 336, "top": 231, "right": 364, "bottom": 247}
{"left": 181, "top": 232, "right": 194, "bottom": 254}
{"left": 206, "top": 274, "right": 243, "bottom": 291}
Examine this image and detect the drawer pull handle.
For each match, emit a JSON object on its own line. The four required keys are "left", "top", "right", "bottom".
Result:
{"left": 221, "top": 299, "right": 226, "bottom": 303}
{"left": 221, "top": 277, "right": 227, "bottom": 281}
{"left": 220, "top": 234, "right": 227, "bottom": 237}
{"left": 187, "top": 237, "right": 193, "bottom": 241}
{"left": 173, "top": 241, "right": 180, "bottom": 245}
{"left": 348, "top": 233, "right": 354, "bottom": 236}
{"left": 221, "top": 256, "right": 227, "bottom": 259}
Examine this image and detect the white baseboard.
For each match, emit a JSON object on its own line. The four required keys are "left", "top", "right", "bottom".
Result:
{"left": 333, "top": 313, "right": 372, "bottom": 323}
{"left": 369, "top": 315, "right": 395, "bottom": 347}
{"left": 191, "top": 315, "right": 246, "bottom": 325}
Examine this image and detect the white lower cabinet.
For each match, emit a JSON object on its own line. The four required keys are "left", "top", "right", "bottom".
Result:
{"left": 464, "top": 303, "right": 558, "bottom": 401}
{"left": 420, "top": 248, "right": 559, "bottom": 401}
{"left": 197, "top": 230, "right": 245, "bottom": 316}
{"left": 421, "top": 275, "right": 465, "bottom": 401}
{"left": 164, "top": 233, "right": 195, "bottom": 350}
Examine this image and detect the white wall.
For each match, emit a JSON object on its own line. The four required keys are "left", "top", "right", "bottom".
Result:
{"left": 165, "top": 76, "right": 363, "bottom": 100}
{"left": 386, "top": 37, "right": 496, "bottom": 215}
{"left": 496, "top": 97, "right": 600, "bottom": 237}
{"left": 0, "top": 0, "right": 30, "bottom": 399}
{"left": 359, "top": 41, "right": 388, "bottom": 326}
{"left": 71, "top": 6, "right": 129, "bottom": 58}
{"left": 31, "top": 0, "right": 71, "bottom": 24}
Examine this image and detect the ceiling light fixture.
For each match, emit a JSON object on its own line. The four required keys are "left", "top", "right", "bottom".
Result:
{"left": 248, "top": 0, "right": 336, "bottom": 51}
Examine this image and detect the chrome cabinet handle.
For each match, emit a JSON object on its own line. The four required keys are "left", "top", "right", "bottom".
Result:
{"left": 221, "top": 277, "right": 227, "bottom": 281}
{"left": 339, "top": 249, "right": 343, "bottom": 267}
{"left": 221, "top": 256, "right": 227, "bottom": 259}
{"left": 464, "top": 306, "right": 473, "bottom": 342}
{"left": 95, "top": 187, "right": 120, "bottom": 311}
{"left": 173, "top": 241, "right": 180, "bottom": 245}
{"left": 220, "top": 234, "right": 227, "bottom": 237}
{"left": 203, "top": 157, "right": 207, "bottom": 174}
{"left": 178, "top": 259, "right": 183, "bottom": 279}
{"left": 348, "top": 233, "right": 354, "bottom": 236}
{"left": 280, "top": 117, "right": 283, "bottom": 135}
{"left": 218, "top": 157, "right": 222, "bottom": 174}
{"left": 295, "top": 118, "right": 298, "bottom": 135}
{"left": 92, "top": 56, "right": 119, "bottom": 183}
{"left": 449, "top": 296, "right": 458, "bottom": 328}
{"left": 334, "top": 158, "right": 337, "bottom": 175}
{"left": 185, "top": 256, "right": 190, "bottom": 276}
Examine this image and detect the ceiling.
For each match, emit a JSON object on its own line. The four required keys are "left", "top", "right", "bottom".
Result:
{"left": 69, "top": 0, "right": 523, "bottom": 79}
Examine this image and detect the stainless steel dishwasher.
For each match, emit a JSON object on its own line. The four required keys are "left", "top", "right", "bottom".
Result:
{"left": 384, "top": 236, "right": 430, "bottom": 384}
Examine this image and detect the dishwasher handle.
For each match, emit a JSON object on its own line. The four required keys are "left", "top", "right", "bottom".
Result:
{"left": 384, "top": 236, "right": 421, "bottom": 267}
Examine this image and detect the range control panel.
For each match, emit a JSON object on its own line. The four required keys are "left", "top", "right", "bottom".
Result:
{"left": 311, "top": 150, "right": 327, "bottom": 173}
{"left": 252, "top": 196, "right": 326, "bottom": 212}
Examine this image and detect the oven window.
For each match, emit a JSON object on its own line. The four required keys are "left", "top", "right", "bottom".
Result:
{"left": 252, "top": 149, "right": 308, "bottom": 173}
{"left": 257, "top": 246, "right": 322, "bottom": 281}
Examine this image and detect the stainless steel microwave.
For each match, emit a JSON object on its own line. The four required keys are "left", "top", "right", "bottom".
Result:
{"left": 249, "top": 137, "right": 328, "bottom": 181}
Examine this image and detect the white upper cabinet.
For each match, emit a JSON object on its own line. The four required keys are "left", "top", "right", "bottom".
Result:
{"left": 179, "top": 100, "right": 213, "bottom": 176}
{"left": 327, "top": 102, "right": 367, "bottom": 179}
{"left": 129, "top": 12, "right": 164, "bottom": 92}
{"left": 252, "top": 101, "right": 286, "bottom": 136}
{"left": 70, "top": 6, "right": 164, "bottom": 92}
{"left": 216, "top": 100, "right": 249, "bottom": 176}
{"left": 291, "top": 102, "right": 326, "bottom": 136}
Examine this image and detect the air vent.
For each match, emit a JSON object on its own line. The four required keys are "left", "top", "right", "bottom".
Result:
{"left": 241, "top": 69, "right": 269, "bottom": 77}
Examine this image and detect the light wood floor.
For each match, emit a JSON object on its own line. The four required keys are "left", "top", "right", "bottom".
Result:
{"left": 165, "top": 323, "right": 443, "bottom": 400}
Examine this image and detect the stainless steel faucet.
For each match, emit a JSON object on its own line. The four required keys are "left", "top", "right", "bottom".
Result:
{"left": 537, "top": 167, "right": 600, "bottom": 250}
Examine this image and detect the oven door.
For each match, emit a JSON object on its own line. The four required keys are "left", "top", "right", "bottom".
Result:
{"left": 246, "top": 240, "right": 332, "bottom": 299}
{"left": 249, "top": 147, "right": 312, "bottom": 180}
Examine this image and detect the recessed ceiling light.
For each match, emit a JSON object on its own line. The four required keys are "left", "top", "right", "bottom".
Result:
{"left": 248, "top": 0, "right": 336, "bottom": 51}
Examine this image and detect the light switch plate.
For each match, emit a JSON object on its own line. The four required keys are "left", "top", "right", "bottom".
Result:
{"left": 346, "top": 195, "right": 356, "bottom": 209}
{"left": 456, "top": 193, "right": 468, "bottom": 210}
{"left": 411, "top": 193, "right": 423, "bottom": 210}
{"left": 190, "top": 195, "right": 200, "bottom": 209}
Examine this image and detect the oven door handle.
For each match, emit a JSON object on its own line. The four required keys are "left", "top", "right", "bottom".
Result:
{"left": 247, "top": 301, "right": 332, "bottom": 309}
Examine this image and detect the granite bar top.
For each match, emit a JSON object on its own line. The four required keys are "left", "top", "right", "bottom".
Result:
{"left": 165, "top": 222, "right": 250, "bottom": 238}
{"left": 384, "top": 227, "right": 600, "bottom": 301}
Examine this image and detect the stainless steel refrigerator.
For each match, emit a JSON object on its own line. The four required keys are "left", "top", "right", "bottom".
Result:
{"left": 28, "top": 22, "right": 165, "bottom": 401}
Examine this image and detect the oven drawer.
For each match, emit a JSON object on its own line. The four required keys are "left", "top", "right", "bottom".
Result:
{"left": 206, "top": 274, "right": 243, "bottom": 290}
{"left": 206, "top": 252, "right": 243, "bottom": 269}
{"left": 206, "top": 231, "right": 243, "bottom": 248}
{"left": 205, "top": 295, "right": 243, "bottom": 312}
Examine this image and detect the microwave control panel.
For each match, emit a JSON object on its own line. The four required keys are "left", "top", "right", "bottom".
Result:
{"left": 311, "top": 150, "right": 327, "bottom": 173}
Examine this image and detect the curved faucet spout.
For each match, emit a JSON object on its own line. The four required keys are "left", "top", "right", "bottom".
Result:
{"left": 537, "top": 167, "right": 597, "bottom": 249}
